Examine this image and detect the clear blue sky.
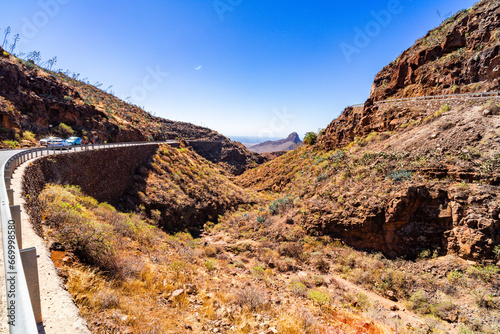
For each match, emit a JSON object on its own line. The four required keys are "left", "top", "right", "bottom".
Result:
{"left": 0, "top": 0, "right": 478, "bottom": 140}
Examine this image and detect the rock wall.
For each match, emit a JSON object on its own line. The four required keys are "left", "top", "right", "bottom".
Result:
{"left": 301, "top": 183, "right": 500, "bottom": 261}
{"left": 22, "top": 145, "right": 160, "bottom": 235}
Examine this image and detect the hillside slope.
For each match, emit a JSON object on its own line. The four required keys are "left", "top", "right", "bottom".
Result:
{"left": 23, "top": 144, "right": 262, "bottom": 235}
{"left": 233, "top": 3, "right": 500, "bottom": 331}
{"left": 238, "top": 102, "right": 500, "bottom": 260}
{"left": 0, "top": 49, "right": 264, "bottom": 174}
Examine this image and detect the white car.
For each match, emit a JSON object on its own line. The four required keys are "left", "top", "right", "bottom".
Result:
{"left": 47, "top": 138, "right": 71, "bottom": 149}
{"left": 40, "top": 136, "right": 62, "bottom": 146}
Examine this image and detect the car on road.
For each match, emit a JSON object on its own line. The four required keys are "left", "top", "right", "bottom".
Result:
{"left": 47, "top": 138, "right": 71, "bottom": 149}
{"left": 65, "top": 137, "right": 82, "bottom": 145}
{"left": 40, "top": 136, "right": 62, "bottom": 146}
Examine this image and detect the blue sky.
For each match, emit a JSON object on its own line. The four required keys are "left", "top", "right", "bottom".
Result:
{"left": 0, "top": 0, "right": 478, "bottom": 141}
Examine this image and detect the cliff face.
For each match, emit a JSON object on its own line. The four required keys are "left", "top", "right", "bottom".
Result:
{"left": 0, "top": 50, "right": 264, "bottom": 174}
{"left": 370, "top": 0, "right": 500, "bottom": 101}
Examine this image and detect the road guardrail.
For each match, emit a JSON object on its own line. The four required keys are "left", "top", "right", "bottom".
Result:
{"left": 348, "top": 91, "right": 500, "bottom": 109}
{"left": 1, "top": 140, "right": 176, "bottom": 333}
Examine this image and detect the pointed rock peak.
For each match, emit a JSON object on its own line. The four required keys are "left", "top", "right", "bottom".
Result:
{"left": 286, "top": 132, "right": 301, "bottom": 142}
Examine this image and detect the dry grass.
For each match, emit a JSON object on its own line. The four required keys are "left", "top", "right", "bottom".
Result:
{"left": 38, "top": 183, "right": 397, "bottom": 333}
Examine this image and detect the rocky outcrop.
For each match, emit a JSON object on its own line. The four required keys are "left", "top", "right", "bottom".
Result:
{"left": 370, "top": 0, "right": 500, "bottom": 101}
{"left": 301, "top": 183, "right": 499, "bottom": 260}
{"left": 320, "top": 94, "right": 500, "bottom": 152}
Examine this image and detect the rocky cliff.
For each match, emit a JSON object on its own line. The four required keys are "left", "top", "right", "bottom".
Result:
{"left": 0, "top": 50, "right": 264, "bottom": 174}
{"left": 370, "top": 0, "right": 500, "bottom": 101}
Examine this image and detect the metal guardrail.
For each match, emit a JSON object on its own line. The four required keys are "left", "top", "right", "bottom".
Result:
{"left": 350, "top": 103, "right": 365, "bottom": 108}
{"left": 1, "top": 140, "right": 177, "bottom": 333}
{"left": 348, "top": 91, "right": 500, "bottom": 109}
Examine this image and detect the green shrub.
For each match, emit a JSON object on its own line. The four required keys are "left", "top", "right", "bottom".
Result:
{"left": 458, "top": 326, "right": 476, "bottom": 334}
{"left": 330, "top": 150, "right": 346, "bottom": 163}
{"left": 303, "top": 132, "right": 317, "bottom": 145}
{"left": 308, "top": 289, "right": 330, "bottom": 307}
{"left": 493, "top": 245, "right": 500, "bottom": 259}
{"left": 170, "top": 260, "right": 187, "bottom": 279}
{"left": 418, "top": 249, "right": 432, "bottom": 259}
{"left": 316, "top": 174, "right": 327, "bottom": 182}
{"left": 387, "top": 169, "right": 413, "bottom": 182}
{"left": 269, "top": 196, "right": 294, "bottom": 215}
{"left": 25, "top": 60, "right": 35, "bottom": 69}
{"left": 251, "top": 266, "right": 265, "bottom": 278}
{"left": 408, "top": 290, "right": 434, "bottom": 314}
{"left": 467, "top": 265, "right": 500, "bottom": 282}
{"left": 446, "top": 270, "right": 465, "bottom": 286}
{"left": 473, "top": 288, "right": 496, "bottom": 309}
{"left": 205, "top": 260, "right": 216, "bottom": 272}
{"left": 2, "top": 140, "right": 19, "bottom": 148}
{"left": 356, "top": 292, "right": 372, "bottom": 311}
{"left": 256, "top": 216, "right": 266, "bottom": 223}
{"left": 437, "top": 103, "right": 451, "bottom": 115}
{"left": 289, "top": 280, "right": 307, "bottom": 296}
{"left": 483, "top": 99, "right": 500, "bottom": 114}
{"left": 22, "top": 131, "right": 36, "bottom": 142}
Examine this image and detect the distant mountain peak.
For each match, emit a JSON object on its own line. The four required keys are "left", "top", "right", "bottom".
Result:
{"left": 286, "top": 132, "right": 301, "bottom": 142}
{"left": 248, "top": 132, "right": 303, "bottom": 154}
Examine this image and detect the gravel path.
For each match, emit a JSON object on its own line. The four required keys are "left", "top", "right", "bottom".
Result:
{"left": 5, "top": 160, "right": 90, "bottom": 334}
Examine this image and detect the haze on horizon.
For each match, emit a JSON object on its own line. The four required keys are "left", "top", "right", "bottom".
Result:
{"left": 0, "top": 0, "right": 477, "bottom": 140}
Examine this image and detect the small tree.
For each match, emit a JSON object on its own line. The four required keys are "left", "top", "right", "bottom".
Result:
{"left": 9, "top": 34, "right": 19, "bottom": 54}
{"left": 304, "top": 132, "right": 317, "bottom": 145}
{"left": 2, "top": 26, "right": 11, "bottom": 48}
